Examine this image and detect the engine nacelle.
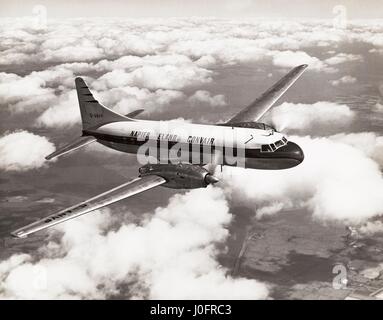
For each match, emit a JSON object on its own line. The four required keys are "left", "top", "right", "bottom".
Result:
{"left": 138, "top": 163, "right": 219, "bottom": 189}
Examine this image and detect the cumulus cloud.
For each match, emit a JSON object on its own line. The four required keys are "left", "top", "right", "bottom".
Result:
{"left": 98, "top": 86, "right": 186, "bottom": 115}
{"left": 94, "top": 54, "right": 195, "bottom": 72}
{"left": 221, "top": 133, "right": 383, "bottom": 225}
{"left": 42, "top": 40, "right": 104, "bottom": 63}
{"left": 35, "top": 90, "right": 80, "bottom": 128}
{"left": 2, "top": 18, "right": 382, "bottom": 127}
{"left": 330, "top": 75, "right": 357, "bottom": 86}
{"left": 330, "top": 132, "right": 383, "bottom": 167}
{"left": 269, "top": 50, "right": 336, "bottom": 73}
{"left": 188, "top": 90, "right": 227, "bottom": 107}
{"left": 1, "top": 18, "right": 382, "bottom": 70}
{"left": 324, "top": 53, "right": 363, "bottom": 65}
{"left": 374, "top": 102, "right": 383, "bottom": 112}
{"left": 0, "top": 187, "right": 268, "bottom": 299}
{"left": 269, "top": 101, "right": 355, "bottom": 133}
{"left": 358, "top": 221, "right": 383, "bottom": 235}
{"left": 0, "top": 72, "right": 55, "bottom": 112}
{"left": 94, "top": 65, "right": 212, "bottom": 91}
{"left": 0, "top": 130, "right": 55, "bottom": 171}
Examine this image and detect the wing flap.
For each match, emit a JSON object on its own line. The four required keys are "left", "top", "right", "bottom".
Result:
{"left": 11, "top": 175, "right": 166, "bottom": 238}
{"left": 227, "top": 64, "right": 308, "bottom": 123}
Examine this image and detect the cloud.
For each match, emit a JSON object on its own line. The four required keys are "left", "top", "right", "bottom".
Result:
{"left": 42, "top": 42, "right": 104, "bottom": 63}
{"left": 0, "top": 72, "right": 55, "bottom": 112}
{"left": 329, "top": 132, "right": 383, "bottom": 167}
{"left": 330, "top": 75, "right": 357, "bottom": 86}
{"left": 324, "top": 53, "right": 363, "bottom": 65}
{"left": 0, "top": 63, "right": 95, "bottom": 114}
{"left": 0, "top": 187, "right": 268, "bottom": 299}
{"left": 1, "top": 18, "right": 382, "bottom": 70}
{"left": 35, "top": 90, "right": 80, "bottom": 128}
{"left": 2, "top": 18, "right": 382, "bottom": 128}
{"left": 94, "top": 65, "right": 212, "bottom": 91}
{"left": 374, "top": 102, "right": 383, "bottom": 112}
{"left": 0, "top": 130, "right": 55, "bottom": 171}
{"left": 269, "top": 101, "right": 355, "bottom": 133}
{"left": 34, "top": 78, "right": 189, "bottom": 128}
{"left": 358, "top": 221, "right": 383, "bottom": 235}
{"left": 94, "top": 54, "right": 195, "bottom": 72}
{"left": 188, "top": 90, "right": 227, "bottom": 107}
{"left": 221, "top": 133, "right": 383, "bottom": 225}
{"left": 269, "top": 50, "right": 336, "bottom": 72}
{"left": 98, "top": 86, "right": 186, "bottom": 115}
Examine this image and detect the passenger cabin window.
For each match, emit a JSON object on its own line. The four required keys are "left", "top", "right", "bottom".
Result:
{"left": 261, "top": 145, "right": 273, "bottom": 152}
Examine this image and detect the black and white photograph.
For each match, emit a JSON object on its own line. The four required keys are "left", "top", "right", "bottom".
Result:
{"left": 1, "top": 0, "right": 383, "bottom": 306}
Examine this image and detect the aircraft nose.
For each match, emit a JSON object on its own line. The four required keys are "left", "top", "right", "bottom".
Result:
{"left": 284, "top": 141, "right": 304, "bottom": 163}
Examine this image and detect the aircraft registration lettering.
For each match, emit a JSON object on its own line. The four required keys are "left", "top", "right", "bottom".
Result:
{"left": 89, "top": 113, "right": 103, "bottom": 118}
{"left": 43, "top": 204, "right": 88, "bottom": 223}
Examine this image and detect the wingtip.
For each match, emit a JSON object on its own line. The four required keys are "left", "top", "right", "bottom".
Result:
{"left": 45, "top": 152, "right": 55, "bottom": 160}
{"left": 11, "top": 230, "right": 27, "bottom": 239}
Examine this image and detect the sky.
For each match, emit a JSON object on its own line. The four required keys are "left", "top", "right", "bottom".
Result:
{"left": 0, "top": 0, "right": 383, "bottom": 19}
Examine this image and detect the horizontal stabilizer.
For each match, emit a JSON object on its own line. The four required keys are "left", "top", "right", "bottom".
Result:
{"left": 45, "top": 136, "right": 96, "bottom": 160}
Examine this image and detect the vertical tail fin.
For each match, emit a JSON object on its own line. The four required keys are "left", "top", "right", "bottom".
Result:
{"left": 75, "top": 77, "right": 131, "bottom": 130}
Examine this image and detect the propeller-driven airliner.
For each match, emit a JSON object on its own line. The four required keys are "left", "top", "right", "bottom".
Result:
{"left": 11, "top": 64, "right": 307, "bottom": 238}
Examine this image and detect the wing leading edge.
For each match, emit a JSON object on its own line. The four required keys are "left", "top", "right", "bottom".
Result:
{"left": 11, "top": 175, "right": 166, "bottom": 238}
{"left": 227, "top": 64, "right": 308, "bottom": 124}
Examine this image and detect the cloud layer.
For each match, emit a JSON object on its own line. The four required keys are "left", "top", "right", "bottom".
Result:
{"left": 0, "top": 187, "right": 268, "bottom": 299}
{"left": 1, "top": 17, "right": 381, "bottom": 127}
{"left": 222, "top": 132, "right": 383, "bottom": 224}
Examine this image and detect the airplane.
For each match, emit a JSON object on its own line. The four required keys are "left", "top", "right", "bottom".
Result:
{"left": 11, "top": 64, "right": 307, "bottom": 238}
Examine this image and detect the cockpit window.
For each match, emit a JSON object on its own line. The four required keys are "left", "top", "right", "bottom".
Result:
{"left": 275, "top": 140, "right": 284, "bottom": 148}
{"left": 260, "top": 137, "right": 288, "bottom": 153}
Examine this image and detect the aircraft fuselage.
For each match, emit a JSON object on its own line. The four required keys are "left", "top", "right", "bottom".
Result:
{"left": 84, "top": 119, "right": 304, "bottom": 170}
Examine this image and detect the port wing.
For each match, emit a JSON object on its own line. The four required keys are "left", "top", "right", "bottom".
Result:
{"left": 11, "top": 175, "right": 166, "bottom": 238}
